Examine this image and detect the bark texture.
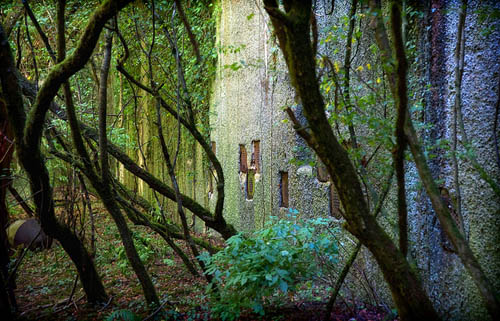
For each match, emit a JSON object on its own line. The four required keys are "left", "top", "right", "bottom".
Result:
{"left": 263, "top": 1, "right": 439, "bottom": 319}
{"left": 0, "top": 0, "right": 134, "bottom": 304}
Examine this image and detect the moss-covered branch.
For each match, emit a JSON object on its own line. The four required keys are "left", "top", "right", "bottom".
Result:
{"left": 112, "top": 178, "right": 221, "bottom": 254}
{"left": 0, "top": 22, "right": 108, "bottom": 304}
{"left": 390, "top": 2, "right": 409, "bottom": 257}
{"left": 41, "top": 86, "right": 236, "bottom": 239}
{"left": 13, "top": 63, "right": 235, "bottom": 240}
{"left": 46, "top": 132, "right": 218, "bottom": 277}
{"left": 25, "top": 0, "right": 132, "bottom": 154}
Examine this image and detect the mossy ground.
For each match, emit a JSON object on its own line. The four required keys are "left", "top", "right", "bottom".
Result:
{"left": 12, "top": 204, "right": 208, "bottom": 320}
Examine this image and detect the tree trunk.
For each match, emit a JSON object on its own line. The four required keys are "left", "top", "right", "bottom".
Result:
{"left": 263, "top": 1, "right": 439, "bottom": 319}
{"left": 68, "top": 23, "right": 160, "bottom": 307}
{"left": 0, "top": 0, "right": 135, "bottom": 305}
{"left": 0, "top": 22, "right": 109, "bottom": 305}
{"left": 369, "top": 1, "right": 499, "bottom": 318}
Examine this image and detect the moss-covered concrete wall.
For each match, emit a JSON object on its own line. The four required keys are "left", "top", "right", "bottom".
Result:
{"left": 211, "top": 0, "right": 500, "bottom": 319}
{"left": 210, "top": 1, "right": 333, "bottom": 232}
{"left": 406, "top": 1, "right": 500, "bottom": 320}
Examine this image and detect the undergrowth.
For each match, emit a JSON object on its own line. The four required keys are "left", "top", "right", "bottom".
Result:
{"left": 199, "top": 210, "right": 339, "bottom": 320}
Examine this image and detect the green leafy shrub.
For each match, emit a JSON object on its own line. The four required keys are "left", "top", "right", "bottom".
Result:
{"left": 199, "top": 210, "right": 339, "bottom": 320}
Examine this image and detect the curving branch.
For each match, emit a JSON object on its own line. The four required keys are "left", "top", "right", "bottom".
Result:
{"left": 390, "top": 2, "right": 409, "bottom": 257}
{"left": 173, "top": 0, "right": 201, "bottom": 64}
{"left": 369, "top": 1, "right": 499, "bottom": 318}
{"left": 114, "top": 21, "right": 229, "bottom": 227}
{"left": 264, "top": 1, "right": 439, "bottom": 319}
{"left": 0, "top": 0, "right": 134, "bottom": 305}
{"left": 25, "top": 0, "right": 132, "bottom": 155}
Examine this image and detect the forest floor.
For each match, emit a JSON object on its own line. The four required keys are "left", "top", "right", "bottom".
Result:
{"left": 10, "top": 206, "right": 396, "bottom": 321}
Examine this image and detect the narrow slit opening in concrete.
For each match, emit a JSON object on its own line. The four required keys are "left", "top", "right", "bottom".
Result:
{"left": 279, "top": 171, "right": 289, "bottom": 208}
{"left": 317, "top": 162, "right": 329, "bottom": 182}
{"left": 208, "top": 170, "right": 214, "bottom": 195}
{"left": 239, "top": 144, "right": 247, "bottom": 173}
{"left": 329, "top": 184, "right": 341, "bottom": 218}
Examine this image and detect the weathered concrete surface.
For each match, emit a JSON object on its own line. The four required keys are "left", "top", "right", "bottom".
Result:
{"left": 210, "top": 0, "right": 332, "bottom": 232}
{"left": 406, "top": 0, "right": 500, "bottom": 320}
{"left": 209, "top": 0, "right": 397, "bottom": 309}
{"left": 211, "top": 0, "right": 500, "bottom": 319}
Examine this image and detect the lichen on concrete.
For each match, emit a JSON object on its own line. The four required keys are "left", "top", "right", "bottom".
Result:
{"left": 211, "top": 0, "right": 500, "bottom": 319}
{"left": 406, "top": 1, "right": 500, "bottom": 319}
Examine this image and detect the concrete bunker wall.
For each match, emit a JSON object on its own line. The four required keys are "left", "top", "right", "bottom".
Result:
{"left": 210, "top": 0, "right": 500, "bottom": 319}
